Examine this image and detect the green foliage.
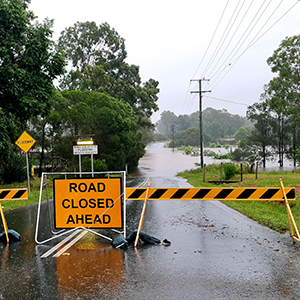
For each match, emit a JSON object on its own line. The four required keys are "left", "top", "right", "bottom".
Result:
{"left": 239, "top": 35, "right": 300, "bottom": 168}
{"left": 0, "top": 0, "right": 66, "bottom": 121}
{"left": 0, "top": 0, "right": 65, "bottom": 182}
{"left": 58, "top": 21, "right": 127, "bottom": 71}
{"left": 55, "top": 90, "right": 145, "bottom": 172}
{"left": 153, "top": 133, "right": 167, "bottom": 142}
{"left": 295, "top": 148, "right": 300, "bottom": 166}
{"left": 156, "top": 108, "right": 249, "bottom": 142}
{"left": 204, "top": 150, "right": 232, "bottom": 159}
{"left": 58, "top": 21, "right": 159, "bottom": 127}
{"left": 81, "top": 157, "right": 107, "bottom": 172}
{"left": 179, "top": 146, "right": 195, "bottom": 155}
{"left": 234, "top": 126, "right": 253, "bottom": 143}
{"left": 0, "top": 150, "right": 27, "bottom": 184}
{"left": 223, "top": 163, "right": 239, "bottom": 180}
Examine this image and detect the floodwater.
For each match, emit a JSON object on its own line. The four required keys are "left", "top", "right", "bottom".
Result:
{"left": 1, "top": 142, "right": 300, "bottom": 299}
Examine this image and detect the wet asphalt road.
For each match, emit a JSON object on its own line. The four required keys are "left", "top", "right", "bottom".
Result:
{"left": 1, "top": 142, "right": 300, "bottom": 299}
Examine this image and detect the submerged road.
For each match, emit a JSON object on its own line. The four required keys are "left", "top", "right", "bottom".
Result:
{"left": 1, "top": 142, "right": 300, "bottom": 299}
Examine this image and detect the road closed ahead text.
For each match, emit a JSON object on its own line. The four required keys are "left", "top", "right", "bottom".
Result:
{"left": 54, "top": 178, "right": 122, "bottom": 229}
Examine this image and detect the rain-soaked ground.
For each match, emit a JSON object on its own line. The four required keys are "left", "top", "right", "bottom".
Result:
{"left": 1, "top": 142, "right": 300, "bottom": 299}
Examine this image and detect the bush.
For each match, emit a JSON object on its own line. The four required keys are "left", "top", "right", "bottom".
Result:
{"left": 0, "top": 150, "right": 27, "bottom": 184}
{"left": 154, "top": 133, "right": 167, "bottom": 142}
{"left": 223, "top": 163, "right": 239, "bottom": 180}
{"left": 81, "top": 156, "right": 108, "bottom": 172}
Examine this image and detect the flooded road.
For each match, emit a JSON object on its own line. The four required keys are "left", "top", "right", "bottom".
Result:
{"left": 1, "top": 142, "right": 300, "bottom": 299}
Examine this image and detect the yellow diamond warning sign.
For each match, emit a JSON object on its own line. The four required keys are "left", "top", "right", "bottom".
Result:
{"left": 54, "top": 178, "right": 123, "bottom": 229}
{"left": 15, "top": 131, "right": 36, "bottom": 153}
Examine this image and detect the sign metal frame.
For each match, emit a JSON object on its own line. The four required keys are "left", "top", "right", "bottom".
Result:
{"left": 35, "top": 171, "right": 126, "bottom": 245}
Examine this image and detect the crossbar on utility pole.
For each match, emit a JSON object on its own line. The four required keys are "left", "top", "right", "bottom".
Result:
{"left": 190, "top": 78, "right": 211, "bottom": 168}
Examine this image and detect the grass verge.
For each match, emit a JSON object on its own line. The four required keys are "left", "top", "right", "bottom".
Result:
{"left": 0, "top": 178, "right": 53, "bottom": 212}
{"left": 177, "top": 167, "right": 300, "bottom": 234}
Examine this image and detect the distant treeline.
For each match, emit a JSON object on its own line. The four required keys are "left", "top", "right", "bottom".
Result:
{"left": 155, "top": 108, "right": 252, "bottom": 147}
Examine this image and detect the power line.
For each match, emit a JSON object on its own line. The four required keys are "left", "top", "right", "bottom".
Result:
{"left": 204, "top": 95, "right": 248, "bottom": 106}
{"left": 202, "top": 0, "right": 243, "bottom": 77}
{"left": 206, "top": 0, "right": 248, "bottom": 79}
{"left": 207, "top": 0, "right": 255, "bottom": 79}
{"left": 207, "top": 0, "right": 272, "bottom": 82}
{"left": 191, "top": 0, "right": 230, "bottom": 79}
{"left": 210, "top": 0, "right": 298, "bottom": 91}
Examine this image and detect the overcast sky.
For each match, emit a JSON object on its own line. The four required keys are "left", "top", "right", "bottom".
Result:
{"left": 29, "top": 0, "right": 300, "bottom": 122}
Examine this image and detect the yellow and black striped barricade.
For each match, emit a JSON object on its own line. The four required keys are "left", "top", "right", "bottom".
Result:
{"left": 0, "top": 188, "right": 28, "bottom": 201}
{"left": 126, "top": 185, "right": 300, "bottom": 244}
{"left": 0, "top": 188, "right": 28, "bottom": 243}
{"left": 126, "top": 187, "right": 295, "bottom": 201}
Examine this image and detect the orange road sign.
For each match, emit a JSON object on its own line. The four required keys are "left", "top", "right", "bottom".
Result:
{"left": 54, "top": 178, "right": 123, "bottom": 229}
{"left": 15, "top": 131, "right": 36, "bottom": 153}
{"left": 126, "top": 187, "right": 295, "bottom": 201}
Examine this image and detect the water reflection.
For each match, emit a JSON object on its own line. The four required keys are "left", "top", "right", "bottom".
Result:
{"left": 55, "top": 234, "right": 124, "bottom": 300}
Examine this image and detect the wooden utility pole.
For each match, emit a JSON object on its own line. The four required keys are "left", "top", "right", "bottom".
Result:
{"left": 190, "top": 78, "right": 211, "bottom": 168}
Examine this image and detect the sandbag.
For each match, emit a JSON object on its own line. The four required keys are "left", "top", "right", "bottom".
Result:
{"left": 0, "top": 229, "right": 22, "bottom": 243}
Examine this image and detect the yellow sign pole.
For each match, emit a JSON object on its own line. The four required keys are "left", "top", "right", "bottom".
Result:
{"left": 280, "top": 178, "right": 300, "bottom": 243}
{"left": 0, "top": 201, "right": 9, "bottom": 243}
{"left": 134, "top": 179, "right": 151, "bottom": 247}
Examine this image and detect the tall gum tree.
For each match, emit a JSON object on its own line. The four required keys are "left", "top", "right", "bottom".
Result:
{"left": 58, "top": 21, "right": 159, "bottom": 128}
{"left": 266, "top": 35, "right": 300, "bottom": 166}
{"left": 0, "top": 0, "right": 66, "bottom": 121}
{"left": 0, "top": 0, "right": 66, "bottom": 182}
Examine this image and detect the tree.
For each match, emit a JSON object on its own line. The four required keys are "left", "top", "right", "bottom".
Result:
{"left": 55, "top": 90, "right": 145, "bottom": 172}
{"left": 266, "top": 36, "right": 300, "bottom": 167}
{"left": 58, "top": 21, "right": 159, "bottom": 127}
{"left": 234, "top": 127, "right": 253, "bottom": 143}
{"left": 0, "top": 0, "right": 66, "bottom": 121}
{"left": 58, "top": 21, "right": 126, "bottom": 72}
{"left": 156, "top": 108, "right": 249, "bottom": 143}
{"left": 28, "top": 92, "right": 71, "bottom": 176}
{"left": 267, "top": 35, "right": 300, "bottom": 124}
{"left": 0, "top": 0, "right": 66, "bottom": 182}
{"left": 246, "top": 101, "right": 276, "bottom": 168}
{"left": 156, "top": 111, "right": 178, "bottom": 138}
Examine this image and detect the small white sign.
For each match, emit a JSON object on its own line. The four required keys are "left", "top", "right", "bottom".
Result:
{"left": 73, "top": 145, "right": 98, "bottom": 155}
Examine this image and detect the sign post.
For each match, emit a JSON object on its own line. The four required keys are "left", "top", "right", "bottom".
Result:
{"left": 73, "top": 145, "right": 98, "bottom": 177}
{"left": 15, "top": 131, "right": 36, "bottom": 193}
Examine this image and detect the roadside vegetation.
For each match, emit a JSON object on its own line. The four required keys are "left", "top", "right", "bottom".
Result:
{"left": 0, "top": 1, "right": 159, "bottom": 185}
{"left": 0, "top": 178, "right": 52, "bottom": 212}
{"left": 178, "top": 165, "right": 300, "bottom": 234}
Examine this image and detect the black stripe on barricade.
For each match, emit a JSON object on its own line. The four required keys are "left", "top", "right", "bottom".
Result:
{"left": 0, "top": 191, "right": 10, "bottom": 199}
{"left": 128, "top": 188, "right": 146, "bottom": 199}
{"left": 236, "top": 189, "right": 256, "bottom": 199}
{"left": 12, "top": 189, "right": 27, "bottom": 199}
{"left": 260, "top": 189, "right": 280, "bottom": 200}
{"left": 170, "top": 189, "right": 189, "bottom": 199}
{"left": 192, "top": 189, "right": 211, "bottom": 199}
{"left": 285, "top": 189, "right": 295, "bottom": 200}
{"left": 214, "top": 189, "right": 234, "bottom": 199}
{"left": 149, "top": 189, "right": 168, "bottom": 199}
